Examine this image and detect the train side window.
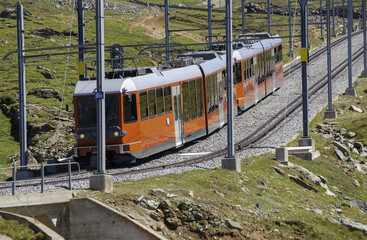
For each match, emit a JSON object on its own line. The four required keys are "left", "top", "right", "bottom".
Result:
{"left": 222, "top": 70, "right": 227, "bottom": 90}
{"left": 247, "top": 59, "right": 250, "bottom": 79}
{"left": 278, "top": 46, "right": 281, "bottom": 62}
{"left": 189, "top": 80, "right": 197, "bottom": 119}
{"left": 182, "top": 81, "right": 190, "bottom": 122}
{"left": 257, "top": 56, "right": 260, "bottom": 82}
{"left": 164, "top": 86, "right": 172, "bottom": 113}
{"left": 251, "top": 58, "right": 254, "bottom": 77}
{"left": 196, "top": 78, "right": 203, "bottom": 117}
{"left": 235, "top": 62, "right": 242, "bottom": 84}
{"left": 206, "top": 75, "right": 212, "bottom": 113}
{"left": 243, "top": 60, "right": 247, "bottom": 82}
{"left": 265, "top": 51, "right": 270, "bottom": 77}
{"left": 279, "top": 45, "right": 283, "bottom": 61}
{"left": 139, "top": 91, "right": 148, "bottom": 120}
{"left": 148, "top": 89, "right": 156, "bottom": 118}
{"left": 213, "top": 73, "right": 218, "bottom": 109}
{"left": 156, "top": 88, "right": 164, "bottom": 116}
{"left": 123, "top": 94, "right": 137, "bottom": 123}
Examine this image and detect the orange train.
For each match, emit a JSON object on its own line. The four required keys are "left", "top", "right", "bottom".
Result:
{"left": 72, "top": 33, "right": 283, "bottom": 161}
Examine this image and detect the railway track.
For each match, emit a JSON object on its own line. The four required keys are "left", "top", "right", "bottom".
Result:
{"left": 0, "top": 30, "right": 364, "bottom": 194}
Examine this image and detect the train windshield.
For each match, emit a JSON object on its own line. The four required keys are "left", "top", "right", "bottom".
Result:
{"left": 77, "top": 95, "right": 119, "bottom": 128}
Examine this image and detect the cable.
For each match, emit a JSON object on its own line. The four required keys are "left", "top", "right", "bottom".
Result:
{"left": 54, "top": 0, "right": 77, "bottom": 154}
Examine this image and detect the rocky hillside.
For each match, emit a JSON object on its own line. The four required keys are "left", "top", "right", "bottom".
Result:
{"left": 0, "top": 0, "right": 167, "bottom": 166}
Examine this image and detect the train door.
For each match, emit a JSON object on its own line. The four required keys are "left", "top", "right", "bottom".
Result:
{"left": 172, "top": 85, "right": 184, "bottom": 147}
{"left": 217, "top": 73, "right": 225, "bottom": 127}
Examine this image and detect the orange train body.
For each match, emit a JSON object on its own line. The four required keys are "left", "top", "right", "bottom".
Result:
{"left": 72, "top": 33, "right": 283, "bottom": 160}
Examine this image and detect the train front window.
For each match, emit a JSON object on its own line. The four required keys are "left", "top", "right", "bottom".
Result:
{"left": 77, "top": 95, "right": 119, "bottom": 128}
{"left": 77, "top": 97, "right": 96, "bottom": 127}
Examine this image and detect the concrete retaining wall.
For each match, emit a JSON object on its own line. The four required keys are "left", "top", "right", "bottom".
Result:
{"left": 59, "top": 198, "right": 166, "bottom": 240}
{"left": 0, "top": 192, "right": 166, "bottom": 240}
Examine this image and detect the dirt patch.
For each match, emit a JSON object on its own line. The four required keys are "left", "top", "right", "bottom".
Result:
{"left": 132, "top": 11, "right": 204, "bottom": 42}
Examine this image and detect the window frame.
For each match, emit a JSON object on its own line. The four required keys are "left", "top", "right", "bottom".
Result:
{"left": 139, "top": 91, "right": 149, "bottom": 121}
{"left": 123, "top": 93, "right": 137, "bottom": 124}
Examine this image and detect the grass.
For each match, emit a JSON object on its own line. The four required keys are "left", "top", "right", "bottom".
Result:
{"left": 0, "top": 111, "right": 18, "bottom": 167}
{"left": 78, "top": 152, "right": 367, "bottom": 238}
{"left": 0, "top": 216, "right": 46, "bottom": 240}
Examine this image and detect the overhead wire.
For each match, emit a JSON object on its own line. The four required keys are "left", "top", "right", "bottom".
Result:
{"left": 54, "top": 0, "right": 77, "bottom": 154}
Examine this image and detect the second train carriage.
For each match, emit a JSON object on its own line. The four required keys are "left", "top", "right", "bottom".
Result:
{"left": 233, "top": 33, "right": 283, "bottom": 112}
{"left": 72, "top": 33, "right": 283, "bottom": 161}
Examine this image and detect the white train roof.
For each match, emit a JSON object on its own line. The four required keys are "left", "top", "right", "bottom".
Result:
{"left": 234, "top": 35, "right": 282, "bottom": 61}
{"left": 74, "top": 65, "right": 203, "bottom": 96}
{"left": 198, "top": 54, "right": 226, "bottom": 75}
{"left": 74, "top": 35, "right": 282, "bottom": 96}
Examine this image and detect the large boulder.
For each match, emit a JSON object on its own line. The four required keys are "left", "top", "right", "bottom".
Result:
{"left": 29, "top": 88, "right": 61, "bottom": 100}
{"left": 0, "top": 8, "right": 32, "bottom": 19}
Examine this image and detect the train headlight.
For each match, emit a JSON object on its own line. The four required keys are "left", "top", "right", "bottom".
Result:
{"left": 113, "top": 131, "right": 119, "bottom": 137}
{"left": 79, "top": 133, "right": 85, "bottom": 139}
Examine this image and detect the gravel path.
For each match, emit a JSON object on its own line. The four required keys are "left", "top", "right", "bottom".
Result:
{"left": 1, "top": 33, "right": 364, "bottom": 195}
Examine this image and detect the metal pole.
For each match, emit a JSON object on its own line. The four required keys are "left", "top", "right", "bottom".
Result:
{"left": 347, "top": 0, "right": 352, "bottom": 89}
{"left": 68, "top": 161, "right": 72, "bottom": 190}
{"left": 300, "top": 0, "right": 309, "bottom": 138}
{"left": 241, "top": 0, "right": 245, "bottom": 34}
{"left": 268, "top": 0, "right": 271, "bottom": 34}
{"left": 320, "top": 0, "right": 324, "bottom": 40}
{"left": 332, "top": 0, "right": 336, "bottom": 36}
{"left": 165, "top": 0, "right": 170, "bottom": 61}
{"left": 327, "top": 0, "right": 332, "bottom": 110}
{"left": 342, "top": 0, "right": 346, "bottom": 34}
{"left": 17, "top": 3, "right": 27, "bottom": 170}
{"left": 344, "top": 0, "right": 356, "bottom": 96}
{"left": 77, "top": 0, "right": 85, "bottom": 80}
{"left": 41, "top": 162, "right": 44, "bottom": 193}
{"left": 306, "top": 2, "right": 310, "bottom": 48}
{"left": 12, "top": 163, "right": 16, "bottom": 196}
{"left": 208, "top": 0, "right": 213, "bottom": 44}
{"left": 288, "top": 0, "right": 294, "bottom": 57}
{"left": 96, "top": 0, "right": 106, "bottom": 173}
{"left": 225, "top": 0, "right": 234, "bottom": 158}
{"left": 362, "top": 0, "right": 367, "bottom": 76}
